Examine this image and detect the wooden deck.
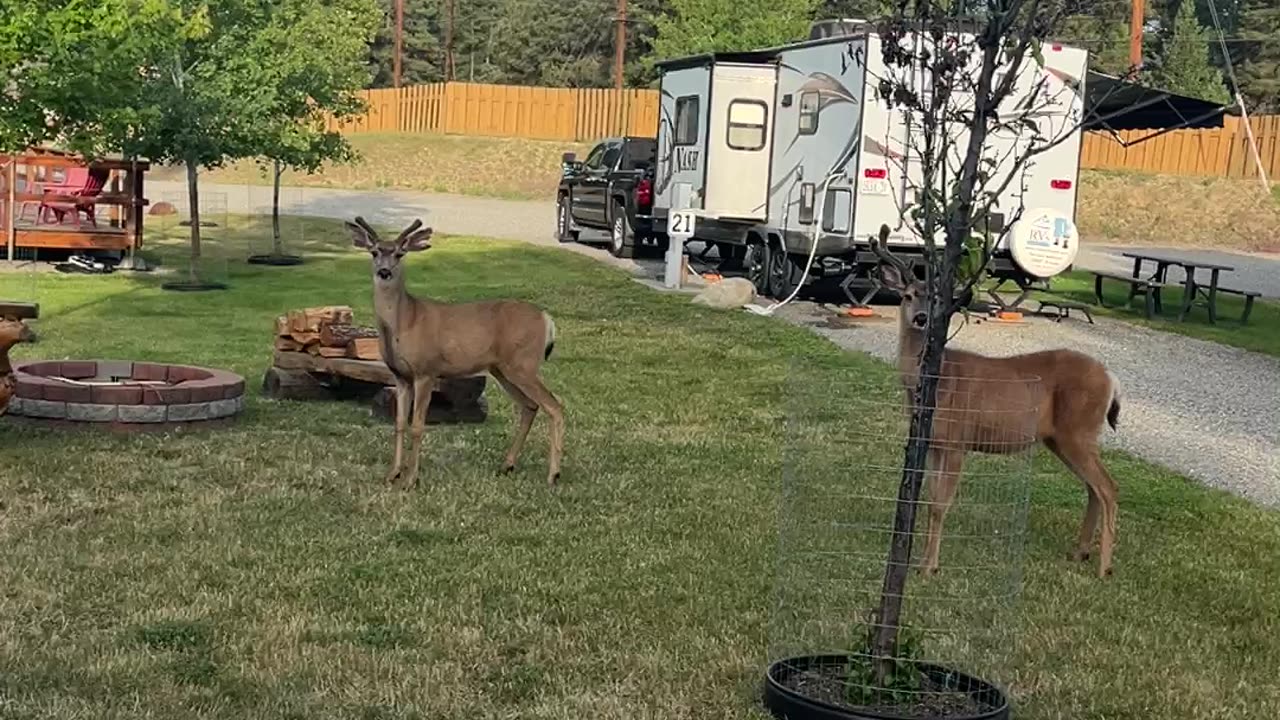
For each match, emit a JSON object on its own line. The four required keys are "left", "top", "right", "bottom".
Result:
{"left": 1, "top": 152, "right": 150, "bottom": 256}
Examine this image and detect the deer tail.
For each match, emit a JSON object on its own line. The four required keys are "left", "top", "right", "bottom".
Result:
{"left": 1105, "top": 370, "right": 1121, "bottom": 431}
{"left": 542, "top": 312, "right": 557, "bottom": 361}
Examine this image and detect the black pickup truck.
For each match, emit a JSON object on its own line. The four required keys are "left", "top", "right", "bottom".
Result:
{"left": 555, "top": 136, "right": 664, "bottom": 259}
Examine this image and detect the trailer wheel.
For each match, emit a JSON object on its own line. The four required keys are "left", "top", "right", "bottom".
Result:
{"left": 609, "top": 202, "right": 634, "bottom": 258}
{"left": 767, "top": 241, "right": 802, "bottom": 301}
{"left": 745, "top": 239, "right": 769, "bottom": 295}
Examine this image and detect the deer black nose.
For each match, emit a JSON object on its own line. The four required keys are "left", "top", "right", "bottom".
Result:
{"left": 376, "top": 269, "right": 392, "bottom": 280}
{"left": 912, "top": 312, "right": 928, "bottom": 327}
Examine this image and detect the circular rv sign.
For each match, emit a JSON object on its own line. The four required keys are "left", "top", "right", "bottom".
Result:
{"left": 1009, "top": 208, "right": 1080, "bottom": 278}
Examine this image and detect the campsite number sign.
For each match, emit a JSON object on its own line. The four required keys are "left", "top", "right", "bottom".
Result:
{"left": 669, "top": 210, "right": 697, "bottom": 238}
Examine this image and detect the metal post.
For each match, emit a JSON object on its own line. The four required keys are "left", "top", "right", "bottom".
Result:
{"left": 393, "top": 0, "right": 404, "bottom": 87}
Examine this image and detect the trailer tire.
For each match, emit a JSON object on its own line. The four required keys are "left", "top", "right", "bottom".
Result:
{"left": 766, "top": 240, "right": 803, "bottom": 301}
{"left": 556, "top": 194, "right": 579, "bottom": 243}
{"left": 745, "top": 238, "right": 769, "bottom": 296}
{"left": 609, "top": 202, "right": 634, "bottom": 258}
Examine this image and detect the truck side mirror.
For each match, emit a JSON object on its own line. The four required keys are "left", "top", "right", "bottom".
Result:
{"left": 562, "top": 152, "right": 577, "bottom": 164}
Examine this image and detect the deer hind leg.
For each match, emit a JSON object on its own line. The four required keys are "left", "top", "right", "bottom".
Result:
{"left": 400, "top": 376, "right": 436, "bottom": 490}
{"left": 1044, "top": 437, "right": 1099, "bottom": 562}
{"left": 1051, "top": 436, "right": 1119, "bottom": 578}
{"left": 385, "top": 378, "right": 412, "bottom": 486}
{"left": 920, "top": 446, "right": 964, "bottom": 576}
{"left": 503, "top": 368, "right": 565, "bottom": 486}
{"left": 491, "top": 369, "right": 538, "bottom": 474}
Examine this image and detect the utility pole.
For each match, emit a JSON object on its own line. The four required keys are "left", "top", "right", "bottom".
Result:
{"left": 1128, "top": 0, "right": 1144, "bottom": 74}
{"left": 393, "top": 0, "right": 404, "bottom": 87}
{"left": 444, "top": 0, "right": 456, "bottom": 82}
{"left": 613, "top": 0, "right": 627, "bottom": 91}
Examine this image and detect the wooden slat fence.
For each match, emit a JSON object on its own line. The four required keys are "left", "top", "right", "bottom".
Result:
{"left": 329, "top": 81, "right": 1280, "bottom": 181}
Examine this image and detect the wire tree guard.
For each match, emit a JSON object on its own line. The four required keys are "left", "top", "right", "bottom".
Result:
{"left": 246, "top": 184, "right": 305, "bottom": 266}
{"left": 765, "top": 360, "right": 1044, "bottom": 720}
{"left": 158, "top": 190, "right": 230, "bottom": 292}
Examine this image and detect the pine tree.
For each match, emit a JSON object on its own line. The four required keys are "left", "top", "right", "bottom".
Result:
{"left": 368, "top": 0, "right": 443, "bottom": 88}
{"left": 1155, "top": 5, "right": 1229, "bottom": 103}
{"left": 1235, "top": 0, "right": 1280, "bottom": 112}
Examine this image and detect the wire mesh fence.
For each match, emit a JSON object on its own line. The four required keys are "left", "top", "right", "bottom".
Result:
{"left": 247, "top": 185, "right": 306, "bottom": 264}
{"left": 154, "top": 190, "right": 229, "bottom": 289}
{"left": 766, "top": 358, "right": 1044, "bottom": 717}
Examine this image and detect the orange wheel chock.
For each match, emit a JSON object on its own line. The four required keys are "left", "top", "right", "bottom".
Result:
{"left": 842, "top": 307, "right": 876, "bottom": 318}
{"left": 996, "top": 311, "right": 1023, "bottom": 322}
{"left": 702, "top": 273, "right": 723, "bottom": 283}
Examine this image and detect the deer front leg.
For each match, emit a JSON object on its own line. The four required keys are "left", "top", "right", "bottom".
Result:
{"left": 920, "top": 446, "right": 963, "bottom": 576}
{"left": 385, "top": 378, "right": 412, "bottom": 485}
{"left": 400, "top": 376, "right": 436, "bottom": 489}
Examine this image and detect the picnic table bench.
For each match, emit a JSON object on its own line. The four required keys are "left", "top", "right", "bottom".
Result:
{"left": 1037, "top": 298, "right": 1094, "bottom": 324}
{"left": 1089, "top": 269, "right": 1164, "bottom": 319}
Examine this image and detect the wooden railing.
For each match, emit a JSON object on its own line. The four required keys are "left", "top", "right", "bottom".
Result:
{"left": 1, "top": 154, "right": 151, "bottom": 254}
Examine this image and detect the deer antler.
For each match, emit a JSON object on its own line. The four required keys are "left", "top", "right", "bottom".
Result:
{"left": 394, "top": 219, "right": 424, "bottom": 247}
{"left": 353, "top": 216, "right": 380, "bottom": 239}
{"left": 870, "top": 223, "right": 912, "bottom": 277}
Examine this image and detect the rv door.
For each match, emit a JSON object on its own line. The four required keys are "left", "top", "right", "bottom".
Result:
{"left": 703, "top": 63, "right": 777, "bottom": 222}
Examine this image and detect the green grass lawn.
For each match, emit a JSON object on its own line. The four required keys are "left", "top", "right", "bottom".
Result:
{"left": 1, "top": 218, "right": 1279, "bottom": 719}
{"left": 1039, "top": 270, "right": 1280, "bottom": 358}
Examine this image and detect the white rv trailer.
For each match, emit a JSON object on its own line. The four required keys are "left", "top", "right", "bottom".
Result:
{"left": 651, "top": 20, "right": 1090, "bottom": 303}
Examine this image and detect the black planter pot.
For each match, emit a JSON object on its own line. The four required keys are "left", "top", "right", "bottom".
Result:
{"left": 246, "top": 253, "right": 304, "bottom": 266}
{"left": 763, "top": 654, "right": 1009, "bottom": 720}
{"left": 161, "top": 280, "right": 229, "bottom": 292}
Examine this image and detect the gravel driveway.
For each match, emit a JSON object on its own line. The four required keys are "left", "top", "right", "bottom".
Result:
{"left": 772, "top": 300, "right": 1280, "bottom": 506}
{"left": 149, "top": 180, "right": 1280, "bottom": 505}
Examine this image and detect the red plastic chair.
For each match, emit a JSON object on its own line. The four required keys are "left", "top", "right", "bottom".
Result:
{"left": 38, "top": 168, "right": 105, "bottom": 228}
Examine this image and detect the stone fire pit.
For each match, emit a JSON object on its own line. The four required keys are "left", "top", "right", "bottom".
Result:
{"left": 7, "top": 360, "right": 245, "bottom": 431}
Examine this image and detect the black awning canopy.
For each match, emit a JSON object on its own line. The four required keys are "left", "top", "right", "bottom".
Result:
{"left": 1083, "top": 71, "right": 1231, "bottom": 134}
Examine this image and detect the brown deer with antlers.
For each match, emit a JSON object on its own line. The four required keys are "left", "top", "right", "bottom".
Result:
{"left": 872, "top": 225, "right": 1122, "bottom": 578}
{"left": 347, "top": 217, "right": 565, "bottom": 488}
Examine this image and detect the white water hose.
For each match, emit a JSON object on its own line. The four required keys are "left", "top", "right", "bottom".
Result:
{"left": 744, "top": 169, "right": 845, "bottom": 316}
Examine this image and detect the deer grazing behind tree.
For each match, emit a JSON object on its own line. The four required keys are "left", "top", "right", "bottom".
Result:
{"left": 872, "top": 225, "right": 1122, "bottom": 578}
{"left": 347, "top": 217, "right": 565, "bottom": 488}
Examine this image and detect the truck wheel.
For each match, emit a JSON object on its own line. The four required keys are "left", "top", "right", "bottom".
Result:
{"left": 767, "top": 241, "right": 803, "bottom": 301}
{"left": 557, "top": 194, "right": 579, "bottom": 244}
{"left": 609, "top": 202, "right": 634, "bottom": 259}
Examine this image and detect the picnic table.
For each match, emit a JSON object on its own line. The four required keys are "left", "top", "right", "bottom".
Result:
{"left": 1120, "top": 251, "right": 1239, "bottom": 324}
{"left": 1088, "top": 251, "right": 1260, "bottom": 324}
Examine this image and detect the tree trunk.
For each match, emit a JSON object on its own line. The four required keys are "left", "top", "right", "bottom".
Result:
{"left": 871, "top": 271, "right": 955, "bottom": 685}
{"left": 185, "top": 158, "right": 201, "bottom": 283}
{"left": 272, "top": 159, "right": 283, "bottom": 256}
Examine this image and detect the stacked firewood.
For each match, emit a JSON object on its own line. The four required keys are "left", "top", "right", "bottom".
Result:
{"left": 272, "top": 305, "right": 381, "bottom": 361}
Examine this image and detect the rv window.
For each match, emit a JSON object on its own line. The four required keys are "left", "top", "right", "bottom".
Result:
{"left": 675, "top": 96, "right": 699, "bottom": 146}
{"left": 798, "top": 91, "right": 820, "bottom": 135}
{"left": 726, "top": 100, "right": 768, "bottom": 151}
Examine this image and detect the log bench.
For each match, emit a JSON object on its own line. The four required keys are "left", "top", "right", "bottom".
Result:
{"left": 1090, "top": 270, "right": 1164, "bottom": 319}
{"left": 261, "top": 351, "right": 487, "bottom": 424}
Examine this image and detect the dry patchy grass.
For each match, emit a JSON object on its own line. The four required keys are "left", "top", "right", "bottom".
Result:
{"left": 149, "top": 134, "right": 593, "bottom": 201}
{"left": 1077, "top": 170, "right": 1280, "bottom": 253}
{"left": 1, "top": 218, "right": 1279, "bottom": 719}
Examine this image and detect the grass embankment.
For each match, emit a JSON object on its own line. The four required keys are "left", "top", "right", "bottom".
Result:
{"left": 1, "top": 217, "right": 1278, "bottom": 718}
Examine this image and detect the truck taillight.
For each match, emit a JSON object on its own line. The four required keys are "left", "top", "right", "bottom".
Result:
{"left": 635, "top": 177, "right": 653, "bottom": 208}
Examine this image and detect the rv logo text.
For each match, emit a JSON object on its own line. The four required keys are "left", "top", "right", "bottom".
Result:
{"left": 675, "top": 147, "right": 699, "bottom": 172}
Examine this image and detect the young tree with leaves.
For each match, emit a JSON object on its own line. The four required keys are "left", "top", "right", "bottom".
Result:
{"left": 863, "top": 0, "right": 1108, "bottom": 687}
{"left": 251, "top": 0, "right": 378, "bottom": 259}
{"left": 651, "top": 0, "right": 819, "bottom": 65}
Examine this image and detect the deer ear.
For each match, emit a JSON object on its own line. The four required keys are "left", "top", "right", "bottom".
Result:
{"left": 878, "top": 262, "right": 907, "bottom": 292}
{"left": 400, "top": 227, "right": 433, "bottom": 252}
{"left": 346, "top": 219, "right": 376, "bottom": 250}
